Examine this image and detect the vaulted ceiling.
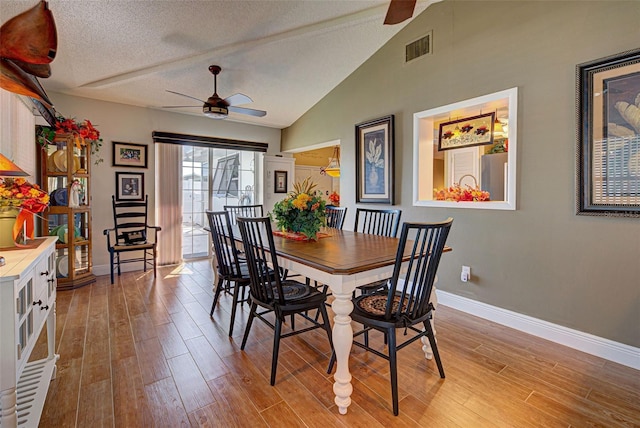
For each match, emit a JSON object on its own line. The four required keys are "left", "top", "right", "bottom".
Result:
{"left": 1, "top": 0, "right": 440, "bottom": 129}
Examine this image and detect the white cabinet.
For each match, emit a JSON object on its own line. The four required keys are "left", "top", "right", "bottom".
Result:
{"left": 1, "top": 237, "right": 58, "bottom": 428}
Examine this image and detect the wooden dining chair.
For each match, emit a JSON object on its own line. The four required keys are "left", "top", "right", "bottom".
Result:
{"left": 206, "top": 210, "right": 253, "bottom": 337}
{"left": 328, "top": 218, "right": 453, "bottom": 416}
{"left": 325, "top": 206, "right": 347, "bottom": 229}
{"left": 104, "top": 195, "right": 161, "bottom": 284}
{"left": 236, "top": 216, "right": 334, "bottom": 386}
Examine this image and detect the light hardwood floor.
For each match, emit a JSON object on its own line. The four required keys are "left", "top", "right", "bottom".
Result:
{"left": 33, "top": 260, "right": 640, "bottom": 427}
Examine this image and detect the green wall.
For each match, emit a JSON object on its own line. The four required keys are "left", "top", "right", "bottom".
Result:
{"left": 282, "top": 1, "right": 640, "bottom": 347}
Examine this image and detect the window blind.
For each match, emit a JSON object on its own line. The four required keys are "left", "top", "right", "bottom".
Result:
{"left": 152, "top": 131, "right": 268, "bottom": 153}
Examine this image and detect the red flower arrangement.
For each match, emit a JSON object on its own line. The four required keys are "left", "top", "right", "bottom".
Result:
{"left": 1, "top": 177, "right": 50, "bottom": 243}
{"left": 37, "top": 115, "right": 103, "bottom": 163}
{"left": 328, "top": 191, "right": 340, "bottom": 206}
{"left": 55, "top": 117, "right": 101, "bottom": 147}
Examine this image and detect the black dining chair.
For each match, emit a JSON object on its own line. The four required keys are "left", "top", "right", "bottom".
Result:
{"left": 354, "top": 208, "right": 402, "bottom": 295}
{"left": 354, "top": 207, "right": 402, "bottom": 237}
{"left": 237, "top": 216, "right": 334, "bottom": 386}
{"left": 224, "top": 204, "right": 263, "bottom": 225}
{"left": 325, "top": 206, "right": 347, "bottom": 229}
{"left": 206, "top": 210, "right": 253, "bottom": 337}
{"left": 328, "top": 218, "right": 453, "bottom": 416}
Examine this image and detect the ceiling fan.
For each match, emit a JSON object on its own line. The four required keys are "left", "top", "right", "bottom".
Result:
{"left": 164, "top": 65, "right": 266, "bottom": 119}
{"left": 384, "top": 0, "right": 417, "bottom": 25}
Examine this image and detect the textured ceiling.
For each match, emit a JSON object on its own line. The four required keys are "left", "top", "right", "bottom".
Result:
{"left": 1, "top": 0, "right": 440, "bottom": 129}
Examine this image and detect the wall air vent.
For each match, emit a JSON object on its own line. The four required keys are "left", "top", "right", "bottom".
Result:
{"left": 405, "top": 31, "right": 432, "bottom": 63}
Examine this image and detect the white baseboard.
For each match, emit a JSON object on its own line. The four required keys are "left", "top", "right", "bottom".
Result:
{"left": 436, "top": 290, "right": 640, "bottom": 370}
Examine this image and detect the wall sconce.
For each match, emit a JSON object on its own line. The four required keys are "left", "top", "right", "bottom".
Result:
{"left": 320, "top": 146, "right": 340, "bottom": 178}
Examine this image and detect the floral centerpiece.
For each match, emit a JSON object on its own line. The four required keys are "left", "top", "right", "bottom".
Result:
{"left": 434, "top": 174, "right": 490, "bottom": 202}
{"left": 271, "top": 177, "right": 326, "bottom": 240}
{"left": 328, "top": 191, "right": 340, "bottom": 206}
{"left": 434, "top": 183, "right": 490, "bottom": 202}
{"left": 37, "top": 115, "right": 103, "bottom": 164}
{"left": 0, "top": 177, "right": 49, "bottom": 246}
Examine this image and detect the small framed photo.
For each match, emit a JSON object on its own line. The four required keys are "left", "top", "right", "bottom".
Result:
{"left": 112, "top": 142, "right": 148, "bottom": 168}
{"left": 274, "top": 170, "right": 288, "bottom": 193}
{"left": 356, "top": 115, "right": 395, "bottom": 204}
{"left": 577, "top": 48, "right": 640, "bottom": 217}
{"left": 116, "top": 171, "right": 144, "bottom": 201}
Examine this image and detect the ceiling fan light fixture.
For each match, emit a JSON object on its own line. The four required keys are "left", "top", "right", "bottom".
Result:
{"left": 203, "top": 104, "right": 228, "bottom": 119}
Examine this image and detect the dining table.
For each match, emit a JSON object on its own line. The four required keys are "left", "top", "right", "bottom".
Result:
{"left": 261, "top": 226, "right": 451, "bottom": 415}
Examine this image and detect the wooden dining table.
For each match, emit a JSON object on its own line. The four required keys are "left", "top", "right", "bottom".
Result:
{"left": 264, "top": 227, "right": 450, "bottom": 415}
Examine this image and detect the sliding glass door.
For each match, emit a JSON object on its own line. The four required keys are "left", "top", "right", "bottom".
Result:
{"left": 181, "top": 146, "right": 258, "bottom": 259}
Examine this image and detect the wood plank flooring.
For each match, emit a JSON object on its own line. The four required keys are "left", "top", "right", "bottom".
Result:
{"left": 33, "top": 260, "right": 640, "bottom": 427}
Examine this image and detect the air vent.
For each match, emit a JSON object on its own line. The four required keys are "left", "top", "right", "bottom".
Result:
{"left": 405, "top": 31, "right": 432, "bottom": 63}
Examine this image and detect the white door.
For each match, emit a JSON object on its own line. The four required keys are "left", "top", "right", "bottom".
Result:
{"left": 445, "top": 146, "right": 481, "bottom": 188}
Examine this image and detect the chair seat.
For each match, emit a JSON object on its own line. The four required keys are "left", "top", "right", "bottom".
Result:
{"left": 273, "top": 280, "right": 315, "bottom": 301}
{"left": 112, "top": 242, "right": 155, "bottom": 251}
{"left": 352, "top": 291, "right": 434, "bottom": 327}
{"left": 355, "top": 293, "right": 407, "bottom": 317}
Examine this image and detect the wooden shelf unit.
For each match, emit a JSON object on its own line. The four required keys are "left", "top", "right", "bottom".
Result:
{"left": 38, "top": 134, "right": 95, "bottom": 290}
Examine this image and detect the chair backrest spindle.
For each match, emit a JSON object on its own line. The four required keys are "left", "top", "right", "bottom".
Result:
{"left": 237, "top": 216, "right": 286, "bottom": 306}
{"left": 325, "top": 206, "right": 347, "bottom": 229}
{"left": 224, "top": 204, "right": 264, "bottom": 225}
{"left": 206, "top": 211, "right": 244, "bottom": 279}
{"left": 354, "top": 208, "right": 402, "bottom": 238}
{"left": 385, "top": 219, "right": 453, "bottom": 321}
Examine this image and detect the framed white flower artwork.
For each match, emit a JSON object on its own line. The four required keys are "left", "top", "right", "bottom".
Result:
{"left": 356, "top": 115, "right": 394, "bottom": 204}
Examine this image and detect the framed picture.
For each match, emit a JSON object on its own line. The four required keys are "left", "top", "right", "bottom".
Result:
{"left": 577, "top": 48, "right": 640, "bottom": 217}
{"left": 115, "top": 171, "right": 144, "bottom": 201}
{"left": 112, "top": 142, "right": 148, "bottom": 168}
{"left": 274, "top": 170, "right": 288, "bottom": 193}
{"left": 356, "top": 115, "right": 395, "bottom": 204}
{"left": 438, "top": 112, "right": 495, "bottom": 151}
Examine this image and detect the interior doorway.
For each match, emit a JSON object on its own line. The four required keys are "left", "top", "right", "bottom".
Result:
{"left": 287, "top": 140, "right": 341, "bottom": 204}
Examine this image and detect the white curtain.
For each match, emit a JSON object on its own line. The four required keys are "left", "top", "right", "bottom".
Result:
{"left": 155, "top": 143, "right": 182, "bottom": 265}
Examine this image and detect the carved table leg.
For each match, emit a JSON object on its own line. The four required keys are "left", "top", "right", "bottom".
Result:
{"left": 330, "top": 291, "right": 354, "bottom": 414}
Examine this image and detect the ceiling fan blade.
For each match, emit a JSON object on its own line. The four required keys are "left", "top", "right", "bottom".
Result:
{"left": 11, "top": 59, "right": 51, "bottom": 78}
{"left": 224, "top": 93, "right": 252, "bottom": 106}
{"left": 0, "top": 58, "right": 53, "bottom": 106}
{"left": 161, "top": 105, "right": 200, "bottom": 108}
{"left": 384, "top": 0, "right": 417, "bottom": 25}
{"left": 228, "top": 105, "right": 266, "bottom": 117}
{"left": 0, "top": 0, "right": 57, "bottom": 64}
{"left": 166, "top": 90, "right": 206, "bottom": 104}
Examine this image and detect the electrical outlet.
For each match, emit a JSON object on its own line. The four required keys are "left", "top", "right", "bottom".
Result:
{"left": 461, "top": 266, "right": 471, "bottom": 282}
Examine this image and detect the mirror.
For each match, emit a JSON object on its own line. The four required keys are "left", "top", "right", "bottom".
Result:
{"left": 413, "top": 87, "right": 518, "bottom": 210}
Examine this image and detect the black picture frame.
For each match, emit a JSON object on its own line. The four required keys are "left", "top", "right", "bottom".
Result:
{"left": 577, "top": 48, "right": 640, "bottom": 217}
{"left": 274, "top": 170, "right": 288, "bottom": 193}
{"left": 356, "top": 115, "right": 394, "bottom": 204}
{"left": 112, "top": 142, "right": 148, "bottom": 168}
{"left": 438, "top": 112, "right": 495, "bottom": 151}
{"left": 115, "top": 171, "right": 144, "bottom": 201}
